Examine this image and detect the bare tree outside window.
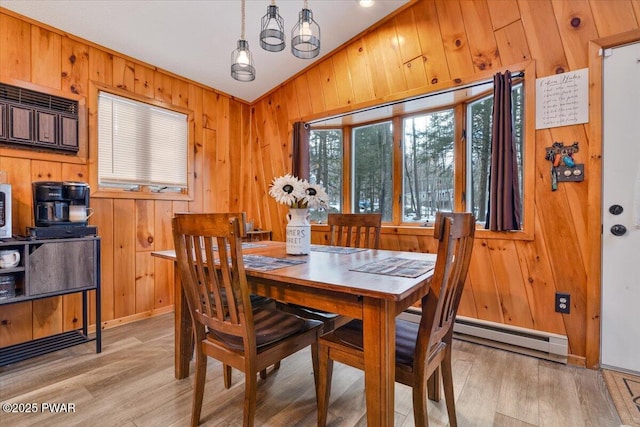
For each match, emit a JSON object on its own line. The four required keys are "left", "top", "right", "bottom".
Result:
{"left": 353, "top": 122, "right": 393, "bottom": 222}
{"left": 402, "top": 110, "right": 455, "bottom": 223}
{"left": 309, "top": 129, "right": 342, "bottom": 222}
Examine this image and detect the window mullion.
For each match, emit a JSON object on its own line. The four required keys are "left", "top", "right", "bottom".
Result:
{"left": 454, "top": 104, "right": 466, "bottom": 212}
{"left": 343, "top": 125, "right": 352, "bottom": 213}
{"left": 392, "top": 116, "right": 403, "bottom": 225}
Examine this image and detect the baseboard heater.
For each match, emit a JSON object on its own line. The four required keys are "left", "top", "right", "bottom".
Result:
{"left": 399, "top": 310, "right": 568, "bottom": 364}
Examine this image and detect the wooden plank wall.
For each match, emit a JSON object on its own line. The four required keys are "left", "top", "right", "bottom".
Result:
{"left": 0, "top": 10, "right": 250, "bottom": 346}
{"left": 1, "top": 0, "right": 639, "bottom": 367}
{"left": 250, "top": 0, "right": 640, "bottom": 367}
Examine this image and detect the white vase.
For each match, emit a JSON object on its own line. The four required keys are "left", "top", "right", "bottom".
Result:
{"left": 286, "top": 208, "right": 311, "bottom": 255}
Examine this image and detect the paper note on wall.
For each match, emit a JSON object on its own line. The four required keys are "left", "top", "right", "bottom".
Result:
{"left": 536, "top": 68, "right": 588, "bottom": 129}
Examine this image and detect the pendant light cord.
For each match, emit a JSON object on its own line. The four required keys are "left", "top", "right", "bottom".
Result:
{"left": 241, "top": 0, "right": 246, "bottom": 39}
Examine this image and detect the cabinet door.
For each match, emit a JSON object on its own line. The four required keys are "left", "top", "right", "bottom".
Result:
{"left": 35, "top": 110, "right": 57, "bottom": 146}
{"left": 0, "top": 102, "right": 6, "bottom": 141}
{"left": 8, "top": 104, "right": 33, "bottom": 143}
{"left": 60, "top": 115, "right": 78, "bottom": 150}
{"left": 28, "top": 240, "right": 96, "bottom": 296}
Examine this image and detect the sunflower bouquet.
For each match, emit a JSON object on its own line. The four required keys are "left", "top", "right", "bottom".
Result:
{"left": 269, "top": 174, "right": 329, "bottom": 209}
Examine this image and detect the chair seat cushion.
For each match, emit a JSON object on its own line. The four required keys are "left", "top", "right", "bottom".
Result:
{"left": 209, "top": 308, "right": 312, "bottom": 350}
{"left": 333, "top": 318, "right": 419, "bottom": 366}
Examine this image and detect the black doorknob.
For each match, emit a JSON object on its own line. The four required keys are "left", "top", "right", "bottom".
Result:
{"left": 609, "top": 205, "right": 624, "bottom": 215}
{"left": 611, "top": 224, "right": 627, "bottom": 236}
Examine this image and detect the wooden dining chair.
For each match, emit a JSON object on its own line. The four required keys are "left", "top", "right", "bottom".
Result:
{"left": 172, "top": 213, "right": 323, "bottom": 427}
{"left": 202, "top": 212, "right": 278, "bottom": 389}
{"left": 316, "top": 212, "right": 475, "bottom": 427}
{"left": 327, "top": 212, "right": 382, "bottom": 249}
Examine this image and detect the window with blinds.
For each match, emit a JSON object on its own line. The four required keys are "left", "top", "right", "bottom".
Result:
{"left": 98, "top": 91, "right": 188, "bottom": 189}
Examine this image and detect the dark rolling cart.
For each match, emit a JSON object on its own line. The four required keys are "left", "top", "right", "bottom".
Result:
{"left": 0, "top": 236, "right": 101, "bottom": 366}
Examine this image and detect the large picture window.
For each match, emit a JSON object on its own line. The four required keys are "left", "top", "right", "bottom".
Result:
{"left": 97, "top": 91, "right": 188, "bottom": 190}
{"left": 309, "top": 77, "right": 527, "bottom": 233}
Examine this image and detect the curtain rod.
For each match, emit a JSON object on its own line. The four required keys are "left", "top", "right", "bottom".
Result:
{"left": 308, "top": 71, "right": 525, "bottom": 125}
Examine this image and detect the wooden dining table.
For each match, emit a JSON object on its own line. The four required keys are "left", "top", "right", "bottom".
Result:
{"left": 152, "top": 240, "right": 435, "bottom": 427}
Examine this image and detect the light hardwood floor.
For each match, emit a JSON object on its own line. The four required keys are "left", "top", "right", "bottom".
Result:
{"left": 0, "top": 313, "right": 622, "bottom": 427}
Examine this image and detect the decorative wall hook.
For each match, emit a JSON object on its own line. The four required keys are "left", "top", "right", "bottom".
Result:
{"left": 545, "top": 141, "right": 584, "bottom": 190}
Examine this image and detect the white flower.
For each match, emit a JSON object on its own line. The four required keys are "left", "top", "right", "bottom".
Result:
{"left": 301, "top": 181, "right": 329, "bottom": 209}
{"left": 269, "top": 174, "right": 329, "bottom": 209}
{"left": 269, "top": 174, "right": 305, "bottom": 207}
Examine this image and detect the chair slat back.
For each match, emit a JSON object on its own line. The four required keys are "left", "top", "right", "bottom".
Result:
{"left": 418, "top": 212, "right": 475, "bottom": 357}
{"left": 327, "top": 213, "right": 382, "bottom": 249}
{"left": 172, "top": 213, "right": 254, "bottom": 345}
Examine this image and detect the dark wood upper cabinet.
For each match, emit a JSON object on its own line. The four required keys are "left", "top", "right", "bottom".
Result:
{"left": 8, "top": 104, "right": 34, "bottom": 143}
{"left": 0, "top": 83, "right": 79, "bottom": 153}
{"left": 60, "top": 115, "right": 78, "bottom": 149}
{"left": 36, "top": 109, "right": 57, "bottom": 146}
{"left": 0, "top": 102, "right": 6, "bottom": 141}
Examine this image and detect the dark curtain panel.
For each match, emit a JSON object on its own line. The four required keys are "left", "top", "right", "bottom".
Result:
{"left": 292, "top": 121, "right": 310, "bottom": 180}
{"left": 485, "top": 71, "right": 522, "bottom": 231}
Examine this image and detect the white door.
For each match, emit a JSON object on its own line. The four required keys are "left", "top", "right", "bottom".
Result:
{"left": 601, "top": 41, "right": 640, "bottom": 374}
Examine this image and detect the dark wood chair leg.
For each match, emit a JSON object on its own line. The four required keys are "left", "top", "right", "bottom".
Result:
{"left": 441, "top": 350, "right": 457, "bottom": 427}
{"left": 223, "top": 364, "right": 232, "bottom": 388}
{"left": 412, "top": 374, "right": 429, "bottom": 427}
{"left": 427, "top": 366, "right": 441, "bottom": 402}
{"left": 311, "top": 342, "right": 319, "bottom": 391}
{"left": 191, "top": 347, "right": 208, "bottom": 427}
{"left": 243, "top": 368, "right": 258, "bottom": 427}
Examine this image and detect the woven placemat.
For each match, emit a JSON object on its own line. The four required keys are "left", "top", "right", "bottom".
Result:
{"left": 310, "top": 245, "right": 367, "bottom": 254}
{"left": 241, "top": 255, "right": 306, "bottom": 271}
{"left": 215, "top": 255, "right": 306, "bottom": 271}
{"left": 212, "top": 242, "right": 268, "bottom": 251}
{"left": 603, "top": 369, "right": 640, "bottom": 426}
{"left": 350, "top": 257, "right": 435, "bottom": 278}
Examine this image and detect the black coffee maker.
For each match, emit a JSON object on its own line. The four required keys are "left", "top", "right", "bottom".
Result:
{"left": 33, "top": 181, "right": 90, "bottom": 226}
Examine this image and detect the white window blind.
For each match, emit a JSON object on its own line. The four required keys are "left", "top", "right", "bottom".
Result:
{"left": 98, "top": 91, "right": 188, "bottom": 188}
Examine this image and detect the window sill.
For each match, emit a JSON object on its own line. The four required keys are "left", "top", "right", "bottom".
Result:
{"left": 91, "top": 187, "right": 193, "bottom": 202}
{"left": 311, "top": 223, "right": 533, "bottom": 241}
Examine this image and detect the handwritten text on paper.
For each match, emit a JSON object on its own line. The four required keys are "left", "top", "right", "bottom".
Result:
{"left": 536, "top": 69, "right": 588, "bottom": 129}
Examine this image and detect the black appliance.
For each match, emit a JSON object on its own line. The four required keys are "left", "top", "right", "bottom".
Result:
{"left": 29, "top": 181, "right": 96, "bottom": 239}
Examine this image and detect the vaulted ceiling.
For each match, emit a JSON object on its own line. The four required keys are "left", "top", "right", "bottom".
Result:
{"left": 0, "top": 0, "right": 410, "bottom": 102}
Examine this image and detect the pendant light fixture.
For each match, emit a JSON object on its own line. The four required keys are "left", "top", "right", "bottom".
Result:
{"left": 260, "top": 0, "right": 285, "bottom": 52}
{"left": 291, "top": 0, "right": 321, "bottom": 59}
{"left": 231, "top": 0, "right": 255, "bottom": 82}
